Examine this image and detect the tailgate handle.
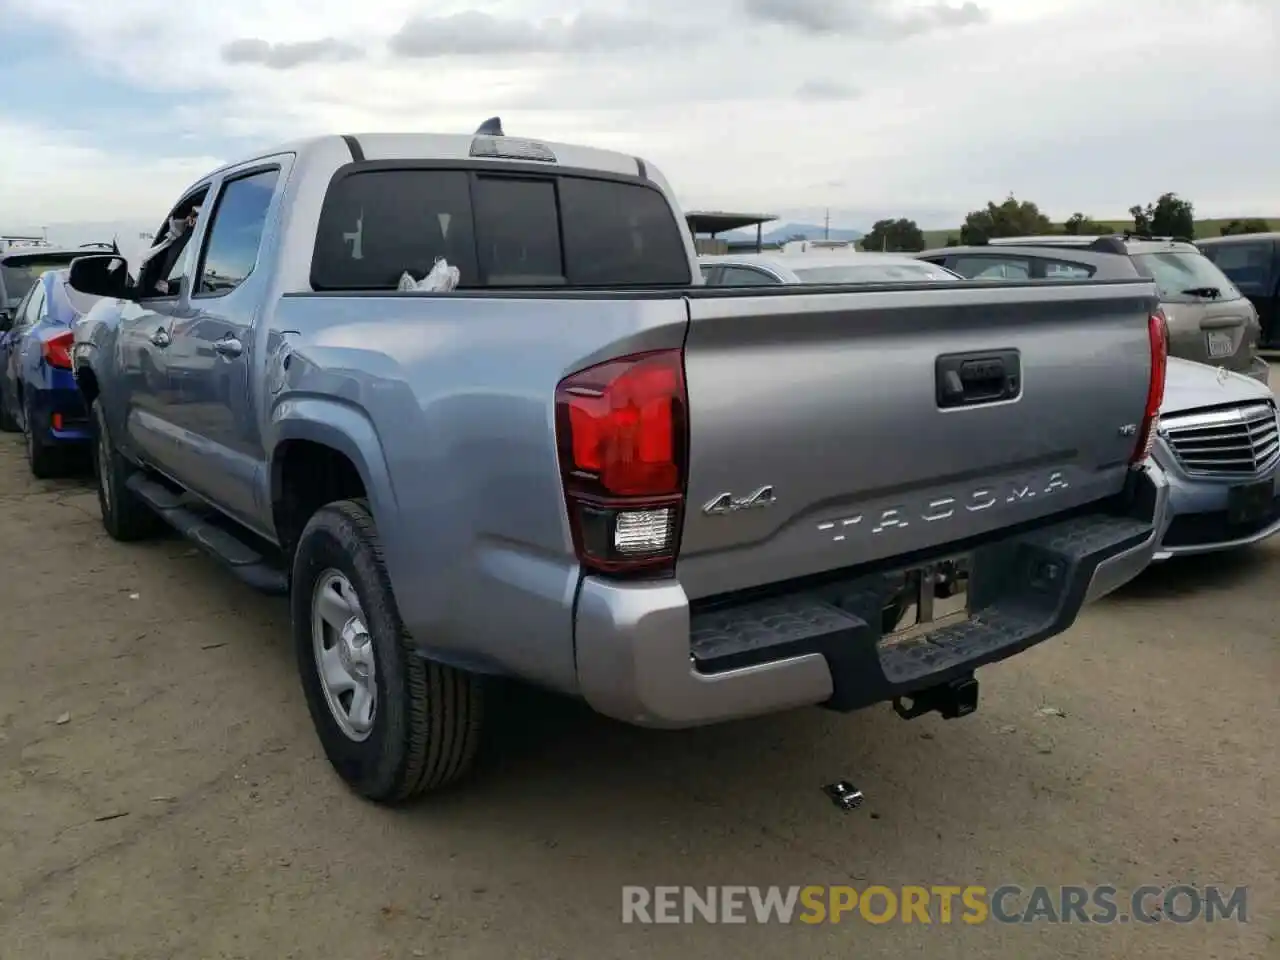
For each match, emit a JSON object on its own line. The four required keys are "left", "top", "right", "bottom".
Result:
{"left": 936, "top": 349, "right": 1021, "bottom": 409}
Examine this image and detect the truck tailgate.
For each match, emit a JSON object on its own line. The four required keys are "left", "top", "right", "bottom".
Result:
{"left": 677, "top": 280, "right": 1158, "bottom": 600}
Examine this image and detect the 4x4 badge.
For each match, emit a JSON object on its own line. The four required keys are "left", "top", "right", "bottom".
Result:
{"left": 703, "top": 486, "right": 777, "bottom": 516}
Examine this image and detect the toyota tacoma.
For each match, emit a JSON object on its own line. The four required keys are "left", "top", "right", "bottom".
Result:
{"left": 67, "top": 122, "right": 1170, "bottom": 802}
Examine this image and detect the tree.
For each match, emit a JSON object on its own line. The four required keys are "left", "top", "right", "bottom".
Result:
{"left": 959, "top": 194, "right": 1052, "bottom": 244}
{"left": 1063, "top": 212, "right": 1112, "bottom": 235}
{"left": 1129, "top": 192, "right": 1195, "bottom": 238}
{"left": 1220, "top": 218, "right": 1271, "bottom": 236}
{"left": 859, "top": 218, "right": 925, "bottom": 252}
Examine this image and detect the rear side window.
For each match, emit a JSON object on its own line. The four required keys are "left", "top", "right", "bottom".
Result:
{"left": 792, "top": 263, "right": 957, "bottom": 283}
{"left": 951, "top": 256, "right": 1031, "bottom": 281}
{"left": 716, "top": 266, "right": 778, "bottom": 285}
{"left": 1042, "top": 260, "right": 1094, "bottom": 279}
{"left": 312, "top": 168, "right": 691, "bottom": 290}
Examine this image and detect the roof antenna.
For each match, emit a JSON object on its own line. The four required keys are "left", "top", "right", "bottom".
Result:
{"left": 475, "top": 117, "right": 504, "bottom": 137}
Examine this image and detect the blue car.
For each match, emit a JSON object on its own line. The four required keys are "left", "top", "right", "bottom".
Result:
{"left": 0, "top": 268, "right": 104, "bottom": 477}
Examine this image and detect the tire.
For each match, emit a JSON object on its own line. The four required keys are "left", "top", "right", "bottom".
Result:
{"left": 23, "top": 401, "right": 64, "bottom": 479}
{"left": 90, "top": 400, "right": 163, "bottom": 541}
{"left": 292, "top": 498, "right": 485, "bottom": 803}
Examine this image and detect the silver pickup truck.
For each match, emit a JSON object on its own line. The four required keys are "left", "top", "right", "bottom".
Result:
{"left": 67, "top": 124, "right": 1170, "bottom": 803}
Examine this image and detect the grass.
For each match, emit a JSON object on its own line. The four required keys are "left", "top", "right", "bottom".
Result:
{"left": 917, "top": 218, "right": 1276, "bottom": 249}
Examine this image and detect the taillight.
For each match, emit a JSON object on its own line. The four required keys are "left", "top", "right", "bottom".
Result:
{"left": 1131, "top": 311, "right": 1168, "bottom": 464}
{"left": 42, "top": 331, "right": 74, "bottom": 370}
{"left": 555, "top": 349, "right": 688, "bottom": 577}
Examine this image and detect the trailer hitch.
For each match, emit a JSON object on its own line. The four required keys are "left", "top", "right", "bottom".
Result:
{"left": 893, "top": 673, "right": 979, "bottom": 720}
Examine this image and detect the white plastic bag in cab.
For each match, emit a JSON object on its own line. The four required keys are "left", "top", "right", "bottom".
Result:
{"left": 398, "top": 257, "right": 460, "bottom": 293}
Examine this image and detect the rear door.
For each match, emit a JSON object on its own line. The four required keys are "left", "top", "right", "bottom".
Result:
{"left": 676, "top": 280, "right": 1157, "bottom": 600}
{"left": 164, "top": 163, "right": 284, "bottom": 524}
{"left": 1130, "top": 248, "right": 1260, "bottom": 373}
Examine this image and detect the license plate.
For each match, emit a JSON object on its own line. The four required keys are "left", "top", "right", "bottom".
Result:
{"left": 1227, "top": 481, "right": 1273, "bottom": 526}
{"left": 880, "top": 558, "right": 971, "bottom": 649}
{"left": 1206, "top": 331, "right": 1235, "bottom": 358}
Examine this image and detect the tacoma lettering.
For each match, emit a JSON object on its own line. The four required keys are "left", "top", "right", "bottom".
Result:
{"left": 817, "top": 473, "right": 1070, "bottom": 541}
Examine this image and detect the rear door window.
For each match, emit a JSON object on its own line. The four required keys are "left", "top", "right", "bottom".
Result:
{"left": 195, "top": 168, "right": 280, "bottom": 297}
{"left": 312, "top": 169, "right": 691, "bottom": 290}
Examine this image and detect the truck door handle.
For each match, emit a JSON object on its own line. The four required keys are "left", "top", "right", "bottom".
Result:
{"left": 213, "top": 335, "right": 243, "bottom": 358}
{"left": 150, "top": 327, "right": 171, "bottom": 348}
{"left": 936, "top": 350, "right": 1021, "bottom": 409}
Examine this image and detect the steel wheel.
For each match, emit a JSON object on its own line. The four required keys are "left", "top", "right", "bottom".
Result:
{"left": 311, "top": 569, "right": 377, "bottom": 741}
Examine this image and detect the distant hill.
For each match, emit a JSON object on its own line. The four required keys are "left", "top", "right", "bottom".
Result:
{"left": 722, "top": 222, "right": 864, "bottom": 246}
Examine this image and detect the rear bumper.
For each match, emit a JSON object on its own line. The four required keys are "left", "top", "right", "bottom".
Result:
{"left": 27, "top": 382, "right": 90, "bottom": 443}
{"left": 574, "top": 463, "right": 1168, "bottom": 728}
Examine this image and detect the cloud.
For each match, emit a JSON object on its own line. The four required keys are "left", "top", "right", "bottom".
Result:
{"left": 0, "top": 118, "right": 220, "bottom": 224}
{"left": 742, "top": 0, "right": 988, "bottom": 37}
{"left": 388, "top": 11, "right": 679, "bottom": 58}
{"left": 2, "top": 0, "right": 1277, "bottom": 231}
{"left": 220, "top": 36, "right": 364, "bottom": 69}
{"left": 795, "top": 79, "right": 861, "bottom": 101}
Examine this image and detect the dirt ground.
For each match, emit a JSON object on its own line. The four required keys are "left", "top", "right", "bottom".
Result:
{"left": 0, "top": 430, "right": 1277, "bottom": 960}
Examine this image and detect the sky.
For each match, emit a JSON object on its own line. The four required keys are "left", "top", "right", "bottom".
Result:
{"left": 1, "top": 0, "right": 1277, "bottom": 240}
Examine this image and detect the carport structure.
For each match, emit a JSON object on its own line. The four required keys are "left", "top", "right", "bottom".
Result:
{"left": 685, "top": 211, "right": 777, "bottom": 254}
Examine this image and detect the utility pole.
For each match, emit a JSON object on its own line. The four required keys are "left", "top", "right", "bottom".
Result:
{"left": 823, "top": 208, "right": 830, "bottom": 240}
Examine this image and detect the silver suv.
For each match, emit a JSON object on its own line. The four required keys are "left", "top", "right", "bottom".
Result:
{"left": 919, "top": 235, "right": 1269, "bottom": 384}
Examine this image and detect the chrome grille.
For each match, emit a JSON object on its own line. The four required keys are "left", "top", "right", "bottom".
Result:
{"left": 1159, "top": 402, "right": 1280, "bottom": 477}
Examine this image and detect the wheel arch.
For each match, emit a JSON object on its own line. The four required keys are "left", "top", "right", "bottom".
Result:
{"left": 269, "top": 401, "right": 398, "bottom": 560}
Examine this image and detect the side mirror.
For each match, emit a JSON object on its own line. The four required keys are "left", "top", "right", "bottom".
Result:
{"left": 68, "top": 255, "right": 134, "bottom": 300}
{"left": 0, "top": 308, "right": 12, "bottom": 332}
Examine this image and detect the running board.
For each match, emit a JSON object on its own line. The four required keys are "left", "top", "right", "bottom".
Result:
{"left": 125, "top": 474, "right": 289, "bottom": 595}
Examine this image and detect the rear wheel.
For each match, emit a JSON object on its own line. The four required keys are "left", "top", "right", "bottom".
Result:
{"left": 291, "top": 498, "right": 485, "bottom": 803}
{"left": 23, "top": 400, "right": 64, "bottom": 479}
{"left": 91, "top": 400, "right": 163, "bottom": 541}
